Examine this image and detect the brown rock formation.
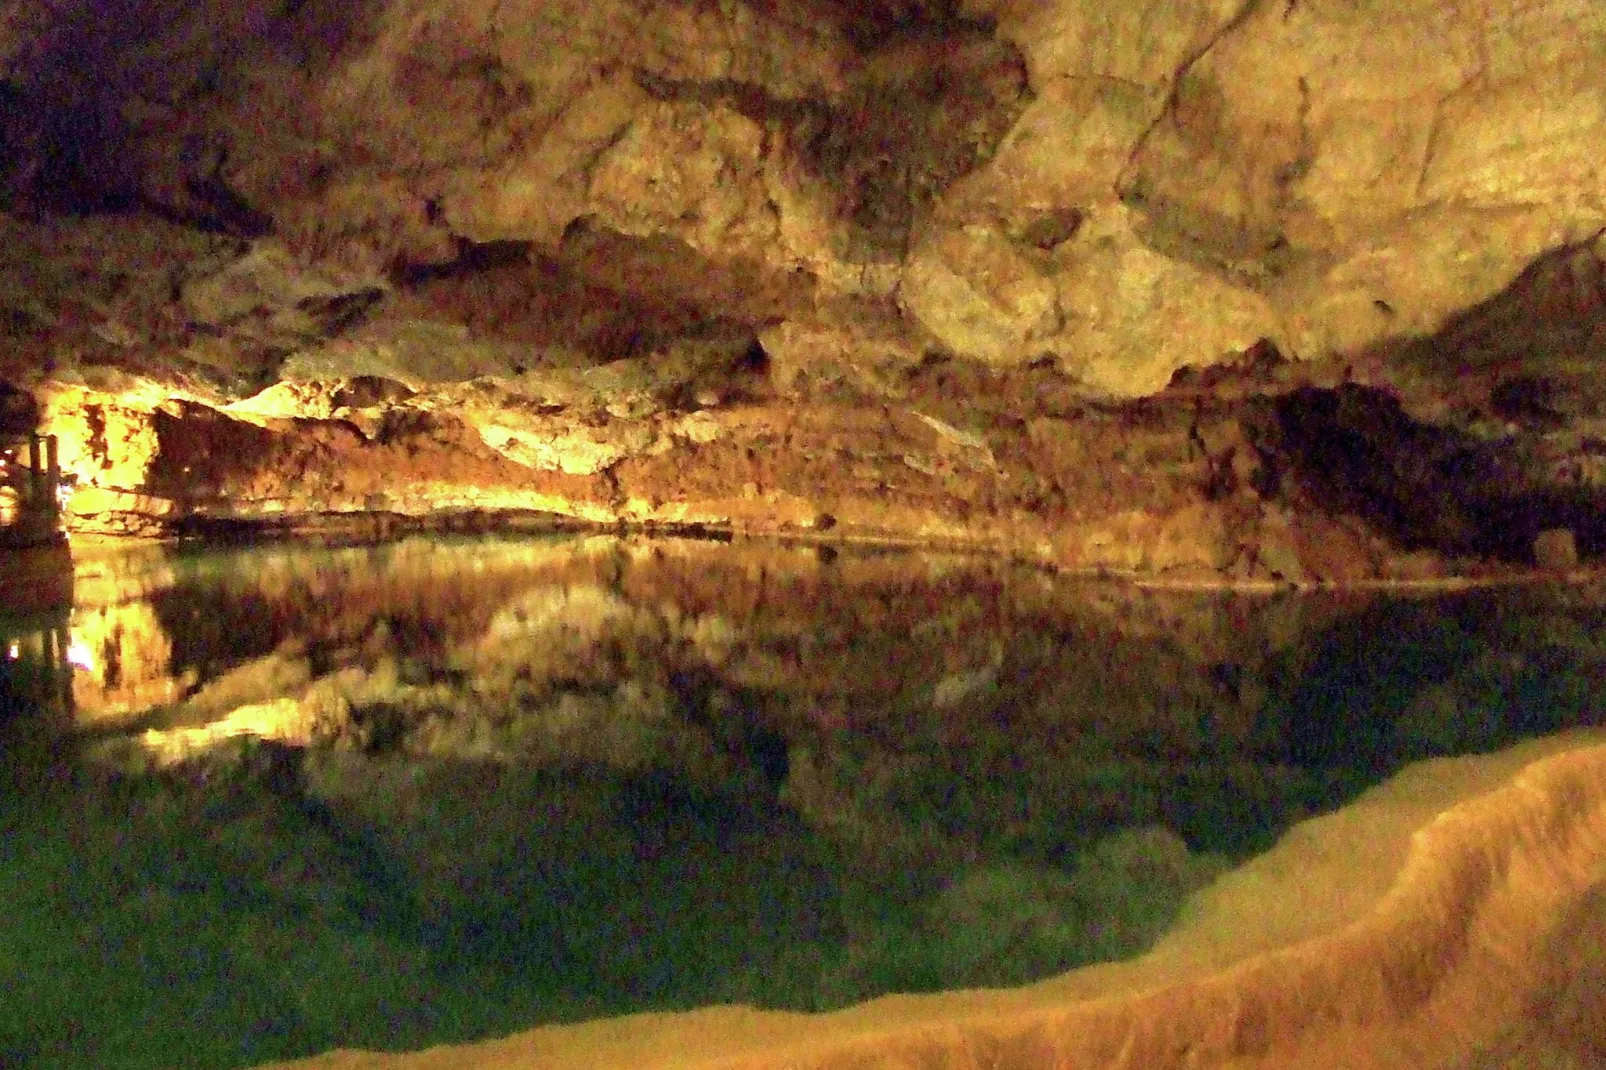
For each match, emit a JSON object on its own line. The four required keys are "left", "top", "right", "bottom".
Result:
{"left": 0, "top": 0, "right": 1603, "bottom": 579}
{"left": 2, "top": 4, "right": 1606, "bottom": 1055}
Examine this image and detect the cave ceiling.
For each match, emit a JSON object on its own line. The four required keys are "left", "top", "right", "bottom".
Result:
{"left": 1, "top": 0, "right": 1604, "bottom": 575}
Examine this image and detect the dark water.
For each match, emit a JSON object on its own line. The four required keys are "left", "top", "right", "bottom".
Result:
{"left": 2, "top": 535, "right": 1604, "bottom": 1068}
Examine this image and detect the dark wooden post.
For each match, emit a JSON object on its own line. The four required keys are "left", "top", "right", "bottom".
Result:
{"left": 28, "top": 432, "right": 42, "bottom": 507}
{"left": 44, "top": 434, "right": 60, "bottom": 525}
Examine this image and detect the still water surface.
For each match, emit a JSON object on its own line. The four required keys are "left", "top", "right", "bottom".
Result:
{"left": 2, "top": 535, "right": 1604, "bottom": 1068}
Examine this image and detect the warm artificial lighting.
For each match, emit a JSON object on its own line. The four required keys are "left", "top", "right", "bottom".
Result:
{"left": 0, "top": 449, "right": 17, "bottom": 528}
{"left": 137, "top": 698, "right": 315, "bottom": 764}
{"left": 65, "top": 640, "right": 95, "bottom": 672}
{"left": 38, "top": 384, "right": 175, "bottom": 499}
{"left": 0, "top": 432, "right": 67, "bottom": 541}
{"left": 67, "top": 602, "right": 193, "bottom": 722}
{"left": 6, "top": 642, "right": 17, "bottom": 660}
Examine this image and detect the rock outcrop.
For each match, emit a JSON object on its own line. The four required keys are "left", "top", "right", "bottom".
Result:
{"left": 0, "top": 0, "right": 1604, "bottom": 577}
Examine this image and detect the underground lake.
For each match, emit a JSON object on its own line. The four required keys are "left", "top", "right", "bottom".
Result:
{"left": 2, "top": 534, "right": 1605, "bottom": 1069}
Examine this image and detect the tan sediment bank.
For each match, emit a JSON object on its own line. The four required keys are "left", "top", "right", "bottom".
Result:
{"left": 263, "top": 731, "right": 1606, "bottom": 1070}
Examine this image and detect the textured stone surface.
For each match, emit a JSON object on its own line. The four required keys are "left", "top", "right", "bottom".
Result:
{"left": 4, "top": 0, "right": 1603, "bottom": 393}
{"left": 2, "top": 0, "right": 1605, "bottom": 569}
{"left": 2, "top": 6, "right": 1605, "bottom": 1063}
{"left": 901, "top": 224, "right": 1061, "bottom": 365}
{"left": 1050, "top": 207, "right": 1279, "bottom": 395}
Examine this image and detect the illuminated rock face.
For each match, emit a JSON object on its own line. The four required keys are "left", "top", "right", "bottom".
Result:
{"left": 5, "top": 0, "right": 1602, "bottom": 379}
{"left": 0, "top": 0, "right": 1602, "bottom": 572}
{"left": 2, "top": 9, "right": 1603, "bottom": 1063}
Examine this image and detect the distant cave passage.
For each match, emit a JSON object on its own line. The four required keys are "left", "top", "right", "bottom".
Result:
{"left": 1258, "top": 384, "right": 1606, "bottom": 563}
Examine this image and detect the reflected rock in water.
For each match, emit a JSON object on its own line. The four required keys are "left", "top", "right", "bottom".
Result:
{"left": 4, "top": 534, "right": 1606, "bottom": 1069}
{"left": 1, "top": 613, "right": 73, "bottom": 725}
{"left": 69, "top": 601, "right": 195, "bottom": 721}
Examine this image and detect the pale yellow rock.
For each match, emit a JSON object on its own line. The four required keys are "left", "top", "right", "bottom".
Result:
{"left": 1150, "top": 501, "right": 1234, "bottom": 573}
{"left": 180, "top": 239, "right": 374, "bottom": 330}
{"left": 1051, "top": 210, "right": 1279, "bottom": 396}
{"left": 947, "top": 0, "right": 1243, "bottom": 228}
{"left": 575, "top": 99, "right": 803, "bottom": 287}
{"left": 11, "top": 0, "right": 1606, "bottom": 578}
{"left": 1121, "top": 28, "right": 1302, "bottom": 256}
{"left": 475, "top": 423, "right": 634, "bottom": 476}
{"left": 901, "top": 224, "right": 1061, "bottom": 365}
{"left": 1421, "top": 66, "right": 1606, "bottom": 209}
{"left": 1282, "top": 205, "right": 1606, "bottom": 356}
{"left": 442, "top": 76, "right": 650, "bottom": 246}
{"left": 962, "top": 75, "right": 1159, "bottom": 215}
{"left": 10, "top": 0, "right": 1606, "bottom": 400}
{"left": 765, "top": 158, "right": 902, "bottom": 299}
{"left": 1293, "top": 102, "right": 1439, "bottom": 240}
{"left": 757, "top": 321, "right": 920, "bottom": 395}
{"left": 960, "top": 0, "right": 1606, "bottom": 379}
{"left": 285, "top": 322, "right": 523, "bottom": 385}
{"left": 39, "top": 388, "right": 164, "bottom": 493}
{"left": 224, "top": 381, "right": 342, "bottom": 422}
{"left": 983, "top": 0, "right": 1248, "bottom": 89}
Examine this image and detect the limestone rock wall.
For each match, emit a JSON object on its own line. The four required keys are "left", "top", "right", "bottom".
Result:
{"left": 5, "top": 0, "right": 1603, "bottom": 393}
{"left": 1, "top": 0, "right": 1604, "bottom": 574}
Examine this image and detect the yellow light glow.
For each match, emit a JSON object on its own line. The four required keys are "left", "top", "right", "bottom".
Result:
{"left": 37, "top": 384, "right": 172, "bottom": 503}
{"left": 137, "top": 698, "right": 316, "bottom": 764}
{"left": 6, "top": 642, "right": 17, "bottom": 660}
{"left": 68, "top": 602, "right": 189, "bottom": 722}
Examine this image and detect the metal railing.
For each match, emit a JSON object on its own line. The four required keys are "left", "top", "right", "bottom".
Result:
{"left": 0, "top": 433, "right": 65, "bottom": 546}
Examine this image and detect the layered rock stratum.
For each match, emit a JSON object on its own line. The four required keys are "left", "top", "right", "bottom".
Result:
{"left": 0, "top": 0, "right": 1603, "bottom": 579}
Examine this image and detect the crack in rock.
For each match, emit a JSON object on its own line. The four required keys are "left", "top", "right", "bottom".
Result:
{"left": 1115, "top": 0, "right": 1265, "bottom": 203}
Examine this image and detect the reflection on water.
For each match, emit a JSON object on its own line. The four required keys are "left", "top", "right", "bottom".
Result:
{"left": 1, "top": 615, "right": 73, "bottom": 720}
{"left": 3, "top": 535, "right": 1606, "bottom": 1068}
{"left": 69, "top": 601, "right": 193, "bottom": 719}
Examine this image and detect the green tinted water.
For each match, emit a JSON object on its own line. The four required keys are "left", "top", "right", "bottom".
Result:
{"left": 2, "top": 535, "right": 1604, "bottom": 1068}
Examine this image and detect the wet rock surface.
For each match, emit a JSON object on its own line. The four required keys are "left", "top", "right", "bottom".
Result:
{"left": 0, "top": 203, "right": 1597, "bottom": 580}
